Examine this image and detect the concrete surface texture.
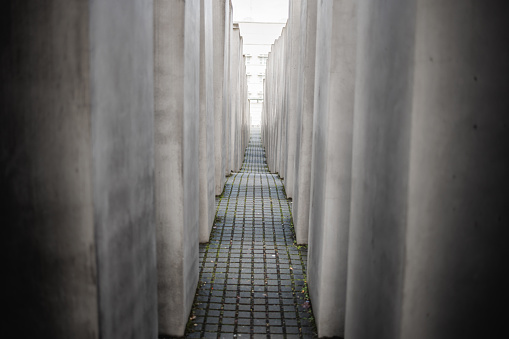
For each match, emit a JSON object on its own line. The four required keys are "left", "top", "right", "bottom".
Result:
{"left": 229, "top": 26, "right": 242, "bottom": 173}
{"left": 282, "top": 0, "right": 302, "bottom": 199}
{"left": 154, "top": 0, "right": 200, "bottom": 336}
{"left": 1, "top": 1, "right": 158, "bottom": 338}
{"left": 292, "top": 0, "right": 317, "bottom": 245}
{"left": 90, "top": 1, "right": 158, "bottom": 338}
{"left": 344, "top": 2, "right": 416, "bottom": 337}
{"left": 213, "top": 0, "right": 228, "bottom": 195}
{"left": 346, "top": 1, "right": 509, "bottom": 338}
{"left": 199, "top": 0, "right": 216, "bottom": 243}
{"left": 224, "top": 4, "right": 233, "bottom": 176}
{"left": 0, "top": 2, "right": 98, "bottom": 337}
{"left": 400, "top": 0, "right": 509, "bottom": 337}
{"left": 306, "top": 0, "right": 357, "bottom": 337}
{"left": 262, "top": 27, "right": 286, "bottom": 178}
{"left": 263, "top": 0, "right": 508, "bottom": 338}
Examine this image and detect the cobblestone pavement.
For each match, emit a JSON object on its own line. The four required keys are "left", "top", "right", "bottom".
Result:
{"left": 185, "top": 128, "right": 317, "bottom": 338}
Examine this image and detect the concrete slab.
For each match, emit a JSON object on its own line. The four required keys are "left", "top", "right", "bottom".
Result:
{"left": 0, "top": 1, "right": 158, "bottom": 337}
{"left": 307, "top": 0, "right": 357, "bottom": 337}
{"left": 293, "top": 0, "right": 317, "bottom": 245}
{"left": 213, "top": 0, "right": 228, "bottom": 195}
{"left": 283, "top": 0, "right": 302, "bottom": 199}
{"left": 199, "top": 0, "right": 216, "bottom": 243}
{"left": 154, "top": 0, "right": 200, "bottom": 336}
{"left": 91, "top": 1, "right": 158, "bottom": 338}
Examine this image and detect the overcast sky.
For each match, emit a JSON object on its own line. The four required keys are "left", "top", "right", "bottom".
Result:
{"left": 231, "top": 0, "right": 289, "bottom": 23}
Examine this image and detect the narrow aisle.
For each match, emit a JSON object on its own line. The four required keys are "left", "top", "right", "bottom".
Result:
{"left": 185, "top": 128, "right": 316, "bottom": 338}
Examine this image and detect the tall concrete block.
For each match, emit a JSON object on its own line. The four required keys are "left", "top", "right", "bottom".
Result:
{"left": 238, "top": 52, "right": 248, "bottom": 169}
{"left": 224, "top": 4, "right": 233, "bottom": 176}
{"left": 1, "top": 1, "right": 157, "bottom": 338}
{"left": 154, "top": 0, "right": 200, "bottom": 336}
{"left": 91, "top": 1, "right": 158, "bottom": 338}
{"left": 346, "top": 1, "right": 508, "bottom": 338}
{"left": 213, "top": 0, "right": 227, "bottom": 195}
{"left": 345, "top": 1, "right": 416, "bottom": 338}
{"left": 278, "top": 28, "right": 288, "bottom": 178}
{"left": 307, "top": 0, "right": 357, "bottom": 337}
{"left": 263, "top": 28, "right": 288, "bottom": 178}
{"left": 400, "top": 1, "right": 509, "bottom": 337}
{"left": 229, "top": 26, "right": 240, "bottom": 172}
{"left": 0, "top": 3, "right": 97, "bottom": 337}
{"left": 293, "top": 0, "right": 317, "bottom": 244}
{"left": 283, "top": 0, "right": 302, "bottom": 199}
{"left": 199, "top": 0, "right": 216, "bottom": 242}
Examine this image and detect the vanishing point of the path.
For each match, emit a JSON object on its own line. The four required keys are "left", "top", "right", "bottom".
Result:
{"left": 185, "top": 128, "right": 317, "bottom": 338}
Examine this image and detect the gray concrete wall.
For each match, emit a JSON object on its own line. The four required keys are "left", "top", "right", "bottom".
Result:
{"left": 400, "top": 1, "right": 509, "bottom": 337}
{"left": 0, "top": 2, "right": 98, "bottom": 337}
{"left": 263, "top": 30, "right": 287, "bottom": 177}
{"left": 283, "top": 0, "right": 302, "bottom": 199}
{"left": 154, "top": 0, "right": 200, "bottom": 336}
{"left": 292, "top": 0, "right": 317, "bottom": 245}
{"left": 263, "top": 1, "right": 508, "bottom": 338}
{"left": 199, "top": 0, "right": 216, "bottom": 242}
{"left": 345, "top": 1, "right": 416, "bottom": 338}
{"left": 347, "top": 1, "right": 509, "bottom": 338}
{"left": 229, "top": 27, "right": 240, "bottom": 172}
{"left": 1, "top": 1, "right": 158, "bottom": 338}
{"left": 213, "top": 0, "right": 227, "bottom": 195}
{"left": 227, "top": 24, "right": 249, "bottom": 174}
{"left": 306, "top": 0, "right": 357, "bottom": 337}
{"left": 90, "top": 1, "right": 158, "bottom": 338}
{"left": 278, "top": 27, "right": 288, "bottom": 179}
{"left": 224, "top": 4, "right": 233, "bottom": 176}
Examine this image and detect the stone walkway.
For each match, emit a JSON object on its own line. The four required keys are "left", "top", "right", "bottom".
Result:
{"left": 185, "top": 128, "right": 317, "bottom": 338}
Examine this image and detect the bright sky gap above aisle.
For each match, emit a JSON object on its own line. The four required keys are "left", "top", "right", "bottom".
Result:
{"left": 231, "top": 0, "right": 289, "bottom": 126}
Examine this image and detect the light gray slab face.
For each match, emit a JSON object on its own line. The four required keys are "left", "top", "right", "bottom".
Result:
{"left": 199, "top": 0, "right": 216, "bottom": 243}
{"left": 154, "top": 0, "right": 200, "bottom": 336}
{"left": 213, "top": 0, "right": 227, "bottom": 195}
{"left": 346, "top": 1, "right": 417, "bottom": 338}
{"left": 400, "top": 1, "right": 509, "bottom": 338}
{"left": 283, "top": 0, "right": 302, "bottom": 199}
{"left": 0, "top": 2, "right": 98, "bottom": 337}
{"left": 307, "top": 0, "right": 357, "bottom": 337}
{"left": 90, "top": 1, "right": 158, "bottom": 338}
{"left": 2, "top": 1, "right": 159, "bottom": 338}
{"left": 293, "top": 0, "right": 317, "bottom": 245}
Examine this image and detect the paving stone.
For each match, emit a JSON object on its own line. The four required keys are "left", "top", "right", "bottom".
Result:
{"left": 207, "top": 316, "right": 220, "bottom": 324}
{"left": 209, "top": 310, "right": 221, "bottom": 317}
{"left": 253, "top": 311, "right": 265, "bottom": 319}
{"left": 237, "top": 318, "right": 250, "bottom": 326}
{"left": 253, "top": 326, "right": 267, "bottom": 334}
{"left": 237, "top": 325, "right": 251, "bottom": 334}
{"left": 205, "top": 324, "right": 219, "bottom": 332}
{"left": 238, "top": 304, "right": 251, "bottom": 311}
{"left": 286, "top": 326, "right": 300, "bottom": 334}
{"left": 253, "top": 305, "right": 265, "bottom": 312}
{"left": 222, "top": 317, "right": 236, "bottom": 325}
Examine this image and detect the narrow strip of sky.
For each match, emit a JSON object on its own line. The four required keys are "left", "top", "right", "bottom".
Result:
{"left": 232, "top": 0, "right": 289, "bottom": 24}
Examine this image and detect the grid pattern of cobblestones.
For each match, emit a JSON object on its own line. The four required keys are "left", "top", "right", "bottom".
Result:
{"left": 185, "top": 129, "right": 316, "bottom": 338}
